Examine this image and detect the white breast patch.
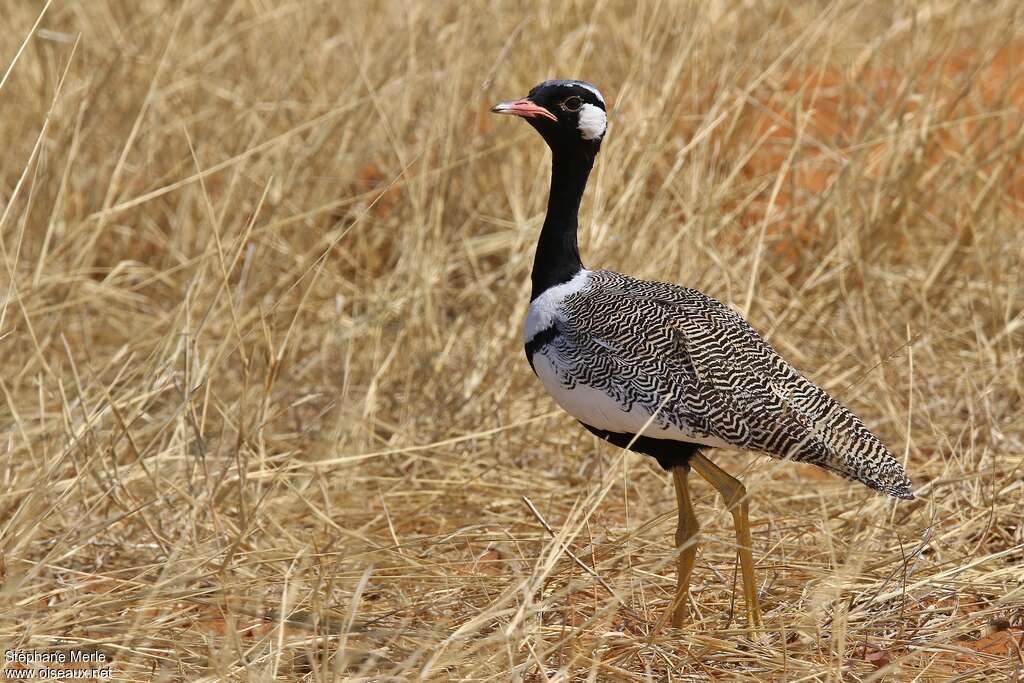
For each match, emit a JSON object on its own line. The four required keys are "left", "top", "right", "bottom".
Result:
{"left": 524, "top": 269, "right": 591, "bottom": 344}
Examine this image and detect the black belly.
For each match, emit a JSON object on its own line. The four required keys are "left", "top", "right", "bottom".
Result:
{"left": 580, "top": 423, "right": 703, "bottom": 470}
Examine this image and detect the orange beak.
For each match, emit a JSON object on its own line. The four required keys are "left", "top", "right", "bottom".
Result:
{"left": 490, "top": 98, "right": 557, "bottom": 122}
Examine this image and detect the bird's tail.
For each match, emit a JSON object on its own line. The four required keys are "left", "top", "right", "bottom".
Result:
{"left": 806, "top": 400, "right": 914, "bottom": 500}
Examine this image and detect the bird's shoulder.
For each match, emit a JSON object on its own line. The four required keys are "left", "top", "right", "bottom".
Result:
{"left": 562, "top": 269, "right": 790, "bottom": 373}
{"left": 568, "top": 269, "right": 747, "bottom": 323}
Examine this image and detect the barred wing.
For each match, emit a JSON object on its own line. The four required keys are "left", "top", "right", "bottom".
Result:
{"left": 561, "top": 270, "right": 913, "bottom": 499}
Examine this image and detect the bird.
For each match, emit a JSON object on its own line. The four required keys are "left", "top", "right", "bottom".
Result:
{"left": 490, "top": 79, "right": 914, "bottom": 631}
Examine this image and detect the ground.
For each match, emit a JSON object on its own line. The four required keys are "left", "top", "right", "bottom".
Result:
{"left": 0, "top": 1, "right": 1022, "bottom": 680}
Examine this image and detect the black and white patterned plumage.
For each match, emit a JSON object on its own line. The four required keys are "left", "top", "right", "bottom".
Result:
{"left": 493, "top": 78, "right": 913, "bottom": 501}
{"left": 525, "top": 269, "right": 914, "bottom": 499}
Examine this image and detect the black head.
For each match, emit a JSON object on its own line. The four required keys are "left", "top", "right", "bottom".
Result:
{"left": 491, "top": 79, "right": 607, "bottom": 152}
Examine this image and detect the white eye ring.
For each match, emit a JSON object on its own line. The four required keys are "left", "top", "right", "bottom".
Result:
{"left": 561, "top": 96, "right": 583, "bottom": 112}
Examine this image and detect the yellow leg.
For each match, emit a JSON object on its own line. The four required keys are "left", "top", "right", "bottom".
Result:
{"left": 670, "top": 466, "right": 699, "bottom": 627}
{"left": 689, "top": 453, "right": 763, "bottom": 629}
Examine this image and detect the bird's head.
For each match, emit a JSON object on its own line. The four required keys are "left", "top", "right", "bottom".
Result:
{"left": 491, "top": 80, "right": 606, "bottom": 153}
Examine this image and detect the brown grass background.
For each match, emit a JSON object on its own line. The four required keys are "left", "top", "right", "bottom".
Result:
{"left": 1, "top": 0, "right": 1023, "bottom": 680}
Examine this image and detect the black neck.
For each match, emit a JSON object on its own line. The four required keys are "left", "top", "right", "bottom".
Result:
{"left": 530, "top": 145, "right": 595, "bottom": 300}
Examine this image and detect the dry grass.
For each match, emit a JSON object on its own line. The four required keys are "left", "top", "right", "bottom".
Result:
{"left": 1, "top": 1, "right": 1023, "bottom": 680}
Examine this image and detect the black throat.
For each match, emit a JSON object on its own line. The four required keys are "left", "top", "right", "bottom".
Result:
{"left": 530, "top": 144, "right": 595, "bottom": 300}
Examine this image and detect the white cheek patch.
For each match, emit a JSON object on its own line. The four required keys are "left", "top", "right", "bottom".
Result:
{"left": 577, "top": 103, "right": 607, "bottom": 140}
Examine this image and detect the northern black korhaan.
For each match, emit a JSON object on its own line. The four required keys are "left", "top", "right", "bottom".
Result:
{"left": 491, "top": 80, "right": 913, "bottom": 630}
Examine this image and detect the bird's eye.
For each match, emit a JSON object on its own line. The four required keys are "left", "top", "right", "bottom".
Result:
{"left": 561, "top": 96, "right": 583, "bottom": 112}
